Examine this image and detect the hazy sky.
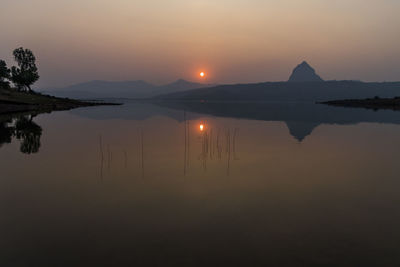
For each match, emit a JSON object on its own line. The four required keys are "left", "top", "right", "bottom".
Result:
{"left": 1, "top": 0, "right": 399, "bottom": 88}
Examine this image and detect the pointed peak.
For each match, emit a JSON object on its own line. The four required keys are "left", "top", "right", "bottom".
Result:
{"left": 288, "top": 61, "right": 324, "bottom": 82}
{"left": 296, "top": 61, "right": 314, "bottom": 70}
{"left": 300, "top": 61, "right": 311, "bottom": 66}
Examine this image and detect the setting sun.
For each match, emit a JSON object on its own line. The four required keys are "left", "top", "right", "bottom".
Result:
{"left": 199, "top": 72, "right": 205, "bottom": 78}
{"left": 199, "top": 124, "right": 204, "bottom": 131}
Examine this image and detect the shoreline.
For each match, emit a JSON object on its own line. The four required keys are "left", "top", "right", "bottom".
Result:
{"left": 0, "top": 88, "right": 121, "bottom": 115}
{"left": 319, "top": 97, "right": 400, "bottom": 111}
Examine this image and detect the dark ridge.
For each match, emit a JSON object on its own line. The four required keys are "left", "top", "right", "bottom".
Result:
{"left": 42, "top": 79, "right": 214, "bottom": 99}
{"left": 155, "top": 81, "right": 400, "bottom": 102}
{"left": 288, "top": 61, "right": 324, "bottom": 82}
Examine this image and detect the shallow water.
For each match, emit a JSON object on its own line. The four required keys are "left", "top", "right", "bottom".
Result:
{"left": 1, "top": 101, "right": 400, "bottom": 266}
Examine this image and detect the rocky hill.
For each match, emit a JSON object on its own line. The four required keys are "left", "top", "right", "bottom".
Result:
{"left": 288, "top": 61, "right": 324, "bottom": 82}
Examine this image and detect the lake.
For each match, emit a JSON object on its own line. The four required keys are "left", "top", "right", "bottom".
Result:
{"left": 1, "top": 100, "right": 400, "bottom": 266}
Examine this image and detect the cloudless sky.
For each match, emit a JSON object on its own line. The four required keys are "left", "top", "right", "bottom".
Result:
{"left": 1, "top": 0, "right": 399, "bottom": 88}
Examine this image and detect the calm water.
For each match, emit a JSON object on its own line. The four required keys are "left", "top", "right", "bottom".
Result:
{"left": 1, "top": 101, "right": 400, "bottom": 266}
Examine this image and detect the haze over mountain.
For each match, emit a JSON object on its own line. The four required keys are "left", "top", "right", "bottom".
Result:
{"left": 288, "top": 61, "right": 324, "bottom": 82}
{"left": 157, "top": 61, "right": 400, "bottom": 102}
{"left": 152, "top": 79, "right": 214, "bottom": 95}
{"left": 44, "top": 79, "right": 214, "bottom": 99}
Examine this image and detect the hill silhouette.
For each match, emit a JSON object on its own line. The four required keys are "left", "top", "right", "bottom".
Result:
{"left": 152, "top": 79, "right": 215, "bottom": 96}
{"left": 288, "top": 61, "right": 323, "bottom": 82}
{"left": 154, "top": 62, "right": 400, "bottom": 102}
{"left": 156, "top": 81, "right": 400, "bottom": 102}
{"left": 44, "top": 79, "right": 213, "bottom": 99}
{"left": 43, "top": 61, "right": 400, "bottom": 102}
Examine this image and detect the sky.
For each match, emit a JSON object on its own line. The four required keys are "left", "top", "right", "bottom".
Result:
{"left": 1, "top": 0, "right": 400, "bottom": 88}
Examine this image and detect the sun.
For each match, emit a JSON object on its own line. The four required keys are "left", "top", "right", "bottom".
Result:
{"left": 199, "top": 72, "right": 205, "bottom": 78}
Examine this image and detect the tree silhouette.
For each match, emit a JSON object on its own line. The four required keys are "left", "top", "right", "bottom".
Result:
{"left": 15, "top": 115, "right": 42, "bottom": 154}
{"left": 10, "top": 48, "right": 39, "bottom": 92}
{"left": 0, "top": 60, "right": 10, "bottom": 88}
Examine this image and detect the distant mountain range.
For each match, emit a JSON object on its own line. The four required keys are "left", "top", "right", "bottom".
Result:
{"left": 156, "top": 81, "right": 400, "bottom": 102}
{"left": 42, "top": 79, "right": 215, "bottom": 99}
{"left": 43, "top": 61, "right": 400, "bottom": 101}
{"left": 156, "top": 62, "right": 400, "bottom": 102}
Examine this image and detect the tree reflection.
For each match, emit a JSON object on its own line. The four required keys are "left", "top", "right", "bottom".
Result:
{"left": 15, "top": 116, "right": 42, "bottom": 154}
{"left": 0, "top": 119, "right": 14, "bottom": 148}
{"left": 0, "top": 114, "right": 42, "bottom": 154}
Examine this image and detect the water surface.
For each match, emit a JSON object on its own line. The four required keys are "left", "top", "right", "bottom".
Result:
{"left": 1, "top": 101, "right": 400, "bottom": 266}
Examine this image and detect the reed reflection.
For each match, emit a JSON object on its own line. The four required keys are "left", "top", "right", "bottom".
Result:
{"left": 183, "top": 111, "right": 190, "bottom": 176}
{"left": 99, "top": 135, "right": 104, "bottom": 180}
{"left": 139, "top": 128, "right": 145, "bottom": 179}
{"left": 95, "top": 118, "right": 240, "bottom": 180}
{"left": 98, "top": 128, "right": 145, "bottom": 180}
{"left": 196, "top": 122, "right": 240, "bottom": 176}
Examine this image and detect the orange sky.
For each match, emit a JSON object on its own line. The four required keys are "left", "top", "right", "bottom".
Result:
{"left": 1, "top": 0, "right": 399, "bottom": 88}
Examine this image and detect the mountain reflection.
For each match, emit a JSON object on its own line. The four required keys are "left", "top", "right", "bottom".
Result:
{"left": 0, "top": 113, "right": 42, "bottom": 154}
{"left": 71, "top": 100, "right": 400, "bottom": 143}
{"left": 155, "top": 101, "right": 400, "bottom": 142}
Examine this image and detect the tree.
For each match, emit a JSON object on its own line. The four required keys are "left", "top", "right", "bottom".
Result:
{"left": 10, "top": 47, "right": 39, "bottom": 92}
{"left": 0, "top": 60, "right": 10, "bottom": 88}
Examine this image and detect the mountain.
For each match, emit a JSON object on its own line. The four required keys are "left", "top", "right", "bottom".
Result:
{"left": 43, "top": 79, "right": 212, "bottom": 99}
{"left": 151, "top": 79, "right": 214, "bottom": 96}
{"left": 156, "top": 81, "right": 400, "bottom": 102}
{"left": 43, "top": 80, "right": 156, "bottom": 99}
{"left": 288, "top": 61, "right": 324, "bottom": 82}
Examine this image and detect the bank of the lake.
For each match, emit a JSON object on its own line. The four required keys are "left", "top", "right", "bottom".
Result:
{"left": 320, "top": 96, "right": 400, "bottom": 111}
{"left": 0, "top": 87, "right": 121, "bottom": 115}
